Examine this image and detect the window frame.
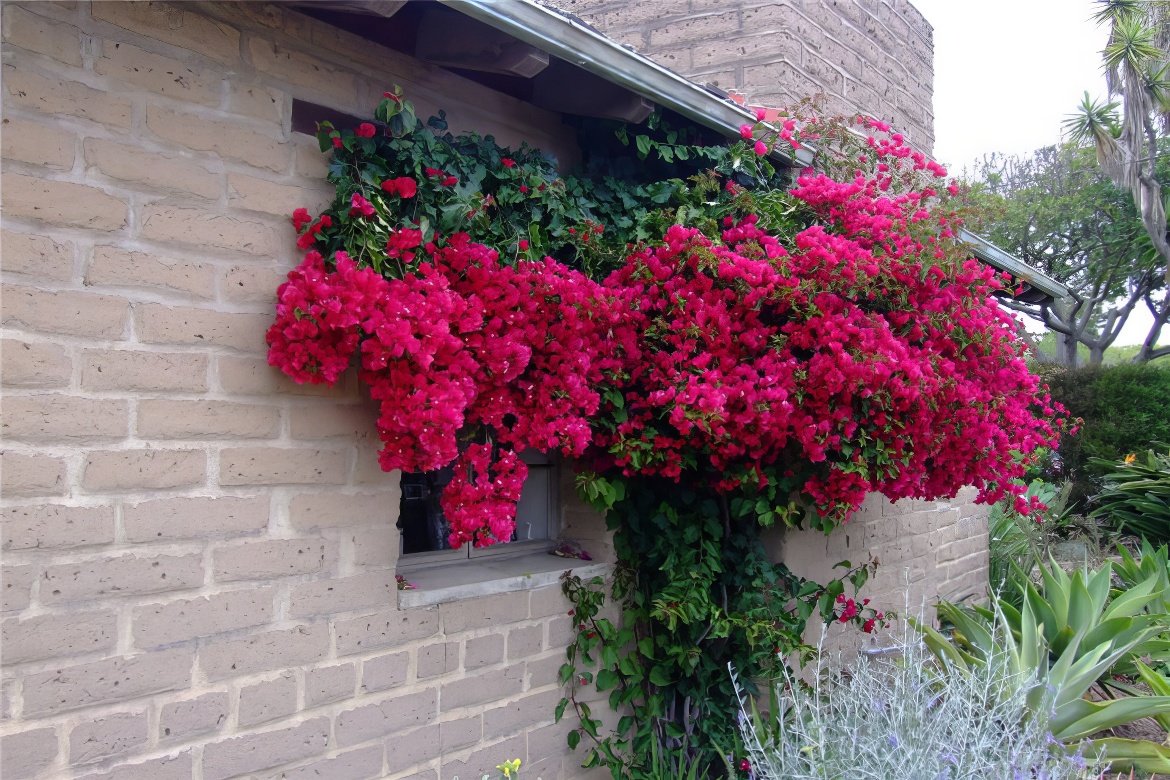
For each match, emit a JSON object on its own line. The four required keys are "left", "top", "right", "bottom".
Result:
{"left": 396, "top": 450, "right": 561, "bottom": 571}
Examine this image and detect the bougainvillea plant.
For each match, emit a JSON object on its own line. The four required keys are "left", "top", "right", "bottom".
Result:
{"left": 267, "top": 87, "right": 1066, "bottom": 776}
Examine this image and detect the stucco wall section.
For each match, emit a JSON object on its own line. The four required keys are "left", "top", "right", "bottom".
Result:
{"left": 550, "top": 0, "right": 936, "bottom": 154}
{"left": 0, "top": 2, "right": 593, "bottom": 778}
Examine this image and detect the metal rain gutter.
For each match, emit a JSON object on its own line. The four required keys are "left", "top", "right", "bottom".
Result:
{"left": 958, "top": 229, "right": 1070, "bottom": 302}
{"left": 437, "top": 0, "right": 814, "bottom": 168}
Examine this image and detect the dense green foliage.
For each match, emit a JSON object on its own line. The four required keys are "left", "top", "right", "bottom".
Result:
{"left": 916, "top": 559, "right": 1170, "bottom": 772}
{"left": 968, "top": 142, "right": 1167, "bottom": 366}
{"left": 1090, "top": 447, "right": 1170, "bottom": 544}
{"left": 1037, "top": 362, "right": 1170, "bottom": 503}
{"left": 557, "top": 481, "right": 877, "bottom": 778}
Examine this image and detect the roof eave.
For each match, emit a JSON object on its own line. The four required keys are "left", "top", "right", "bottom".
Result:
{"left": 437, "top": 0, "right": 815, "bottom": 168}
{"left": 958, "top": 229, "right": 1070, "bottom": 303}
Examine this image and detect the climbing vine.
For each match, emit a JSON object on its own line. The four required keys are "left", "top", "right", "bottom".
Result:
{"left": 267, "top": 88, "right": 1066, "bottom": 777}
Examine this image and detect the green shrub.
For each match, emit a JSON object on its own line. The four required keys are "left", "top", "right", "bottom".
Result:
{"left": 735, "top": 623, "right": 1106, "bottom": 779}
{"left": 1089, "top": 448, "right": 1170, "bottom": 544}
{"left": 1039, "top": 362, "right": 1170, "bottom": 505}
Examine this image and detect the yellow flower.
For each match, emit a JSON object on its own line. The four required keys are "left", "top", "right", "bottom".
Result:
{"left": 497, "top": 758, "right": 522, "bottom": 778}
{"left": 1125, "top": 453, "right": 1136, "bottom": 465}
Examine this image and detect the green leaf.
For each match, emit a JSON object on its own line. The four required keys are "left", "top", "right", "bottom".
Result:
{"left": 648, "top": 666, "right": 671, "bottom": 687}
{"left": 567, "top": 729, "right": 581, "bottom": 750}
{"left": 554, "top": 698, "right": 568, "bottom": 723}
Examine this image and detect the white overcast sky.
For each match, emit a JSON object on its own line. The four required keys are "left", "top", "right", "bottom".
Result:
{"left": 911, "top": 0, "right": 1157, "bottom": 345}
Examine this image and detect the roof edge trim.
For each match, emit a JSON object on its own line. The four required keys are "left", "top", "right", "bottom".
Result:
{"left": 437, "top": 0, "right": 814, "bottom": 168}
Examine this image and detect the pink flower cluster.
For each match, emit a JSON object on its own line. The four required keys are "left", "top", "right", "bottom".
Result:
{"left": 268, "top": 232, "right": 613, "bottom": 547}
{"left": 269, "top": 119, "right": 1064, "bottom": 542}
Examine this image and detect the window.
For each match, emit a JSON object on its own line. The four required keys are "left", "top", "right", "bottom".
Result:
{"left": 396, "top": 449, "right": 559, "bottom": 568}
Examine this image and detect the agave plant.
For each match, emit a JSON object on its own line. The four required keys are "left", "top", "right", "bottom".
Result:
{"left": 1115, "top": 539, "right": 1170, "bottom": 614}
{"left": 914, "top": 560, "right": 1170, "bottom": 772}
{"left": 1089, "top": 447, "right": 1170, "bottom": 545}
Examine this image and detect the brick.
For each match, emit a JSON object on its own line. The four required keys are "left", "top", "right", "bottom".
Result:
{"left": 3, "top": 504, "right": 115, "bottom": 551}
{"left": 221, "top": 447, "right": 348, "bottom": 486}
{"left": 335, "top": 606, "right": 439, "bottom": 656}
{"left": 290, "top": 571, "right": 395, "bottom": 619}
{"left": 440, "top": 664, "right": 524, "bottom": 711}
{"left": 441, "top": 733, "right": 524, "bottom": 780}
{"left": 295, "top": 137, "right": 330, "bottom": 179}
{"left": 123, "top": 495, "right": 269, "bottom": 542}
{"left": 2, "top": 610, "right": 117, "bottom": 664}
{"left": 138, "top": 399, "right": 280, "bottom": 439}
{"left": 526, "top": 719, "right": 575, "bottom": 766}
{"left": 304, "top": 662, "right": 355, "bottom": 708}
{"left": 69, "top": 711, "right": 148, "bottom": 764}
{"left": 2, "top": 4, "right": 82, "bottom": 65}
{"left": 74, "top": 751, "right": 192, "bottom": 780}
{"left": 86, "top": 138, "right": 221, "bottom": 201}
{"left": 2, "top": 65, "right": 132, "bottom": 127}
{"left": 525, "top": 652, "right": 564, "bottom": 688}
{"left": 147, "top": 105, "right": 289, "bottom": 172}
{"left": 440, "top": 714, "right": 481, "bottom": 752}
{"left": 416, "top": 640, "right": 458, "bottom": 679}
{"left": 384, "top": 724, "right": 440, "bottom": 774}
{"left": 464, "top": 633, "right": 505, "bottom": 670}
{"left": 647, "top": 10, "right": 740, "bottom": 48}
{"left": 261, "top": 745, "right": 383, "bottom": 780}
{"left": 0, "top": 230, "right": 73, "bottom": 280}
{"left": 482, "top": 688, "right": 563, "bottom": 741}
{"left": 202, "top": 718, "right": 329, "bottom": 780}
{"left": 352, "top": 524, "right": 398, "bottom": 568}
{"left": 2, "top": 727, "right": 58, "bottom": 780}
{"left": 41, "top": 553, "right": 204, "bottom": 604}
{"left": 353, "top": 449, "right": 400, "bottom": 487}
{"left": 216, "top": 354, "right": 353, "bottom": 397}
{"left": 336, "top": 688, "right": 437, "bottom": 747}
{"left": 160, "top": 692, "right": 228, "bottom": 742}
{"left": 507, "top": 624, "right": 544, "bottom": 660}
{"left": 2, "top": 117, "right": 76, "bottom": 168}
{"left": 90, "top": 1, "right": 241, "bottom": 65}
{"left": 200, "top": 624, "right": 329, "bottom": 681}
{"left": 547, "top": 615, "right": 576, "bottom": 649}
{"left": 2, "top": 564, "right": 35, "bottom": 612}
{"left": 3, "top": 285, "right": 129, "bottom": 339}
{"left": 3, "top": 173, "right": 127, "bottom": 230}
{"left": 228, "top": 173, "right": 330, "bottom": 217}
{"left": 214, "top": 538, "right": 335, "bottom": 582}
{"left": 440, "top": 591, "right": 529, "bottom": 634}
{"left": 361, "top": 650, "right": 408, "bottom": 693}
{"left": 3, "top": 394, "right": 129, "bottom": 443}
{"left": 23, "top": 648, "right": 193, "bottom": 717}
{"left": 95, "top": 39, "right": 221, "bottom": 106}
{"left": 220, "top": 263, "right": 286, "bottom": 305}
{"left": 136, "top": 303, "right": 272, "bottom": 352}
{"left": 133, "top": 587, "right": 274, "bottom": 648}
{"left": 139, "top": 204, "right": 282, "bottom": 256}
{"left": 1, "top": 338, "right": 72, "bottom": 388}
{"left": 248, "top": 37, "right": 361, "bottom": 109}
{"left": 238, "top": 672, "right": 297, "bottom": 727}
{"left": 82, "top": 448, "right": 206, "bottom": 491}
{"left": 289, "top": 491, "right": 394, "bottom": 530}
{"left": 529, "top": 583, "right": 571, "bottom": 619}
{"left": 228, "top": 81, "right": 285, "bottom": 123}
{"left": 80, "top": 349, "right": 208, "bottom": 392}
{"left": 289, "top": 403, "right": 375, "bottom": 440}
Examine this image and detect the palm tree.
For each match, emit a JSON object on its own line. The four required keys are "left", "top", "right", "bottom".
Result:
{"left": 1065, "top": 0, "right": 1170, "bottom": 360}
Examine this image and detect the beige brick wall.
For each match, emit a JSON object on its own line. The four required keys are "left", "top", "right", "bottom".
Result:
{"left": 552, "top": 0, "right": 936, "bottom": 153}
{"left": 1, "top": 2, "right": 588, "bottom": 778}
{"left": 766, "top": 486, "right": 990, "bottom": 652}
